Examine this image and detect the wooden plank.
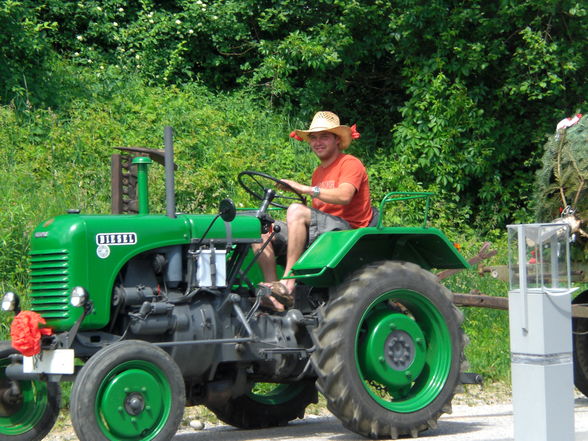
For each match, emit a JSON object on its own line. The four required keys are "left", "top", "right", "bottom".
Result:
{"left": 453, "top": 293, "right": 508, "bottom": 310}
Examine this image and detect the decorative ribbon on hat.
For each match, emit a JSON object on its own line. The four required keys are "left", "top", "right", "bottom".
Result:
{"left": 289, "top": 131, "right": 303, "bottom": 141}
{"left": 11, "top": 310, "right": 53, "bottom": 356}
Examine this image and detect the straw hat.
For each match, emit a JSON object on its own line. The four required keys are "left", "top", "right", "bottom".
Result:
{"left": 293, "top": 111, "right": 354, "bottom": 150}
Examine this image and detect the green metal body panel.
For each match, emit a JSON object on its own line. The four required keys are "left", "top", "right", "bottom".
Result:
{"left": 29, "top": 213, "right": 261, "bottom": 331}
{"left": 291, "top": 226, "right": 469, "bottom": 286}
{"left": 28, "top": 199, "right": 467, "bottom": 331}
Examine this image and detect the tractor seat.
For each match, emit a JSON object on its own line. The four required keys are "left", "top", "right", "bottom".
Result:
{"left": 367, "top": 206, "right": 379, "bottom": 228}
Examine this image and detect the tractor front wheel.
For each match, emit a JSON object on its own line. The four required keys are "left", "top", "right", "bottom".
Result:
{"left": 70, "top": 340, "right": 185, "bottom": 441}
{"left": 0, "top": 342, "right": 61, "bottom": 441}
{"left": 312, "top": 261, "right": 466, "bottom": 438}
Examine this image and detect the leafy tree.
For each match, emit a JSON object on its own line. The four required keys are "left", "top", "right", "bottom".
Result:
{"left": 6, "top": 0, "right": 588, "bottom": 229}
{"left": 384, "top": 1, "right": 587, "bottom": 228}
{"left": 0, "top": 0, "right": 58, "bottom": 108}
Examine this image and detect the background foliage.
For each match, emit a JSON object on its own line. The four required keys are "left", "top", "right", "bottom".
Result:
{"left": 1, "top": 0, "right": 587, "bottom": 381}
{"left": 4, "top": 0, "right": 587, "bottom": 228}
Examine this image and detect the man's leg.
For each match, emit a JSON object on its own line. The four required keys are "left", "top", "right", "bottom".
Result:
{"left": 260, "top": 207, "right": 349, "bottom": 310}
{"left": 251, "top": 232, "right": 278, "bottom": 283}
{"left": 280, "top": 203, "right": 311, "bottom": 293}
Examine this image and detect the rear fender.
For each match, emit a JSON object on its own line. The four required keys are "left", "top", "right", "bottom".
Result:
{"left": 290, "top": 226, "right": 469, "bottom": 287}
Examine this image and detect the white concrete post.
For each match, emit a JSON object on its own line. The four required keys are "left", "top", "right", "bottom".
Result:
{"left": 507, "top": 223, "right": 576, "bottom": 441}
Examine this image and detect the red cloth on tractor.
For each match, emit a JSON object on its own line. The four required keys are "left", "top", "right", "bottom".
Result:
{"left": 10, "top": 310, "right": 53, "bottom": 356}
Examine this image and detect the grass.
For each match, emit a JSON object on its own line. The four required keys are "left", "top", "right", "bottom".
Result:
{"left": 440, "top": 235, "right": 512, "bottom": 383}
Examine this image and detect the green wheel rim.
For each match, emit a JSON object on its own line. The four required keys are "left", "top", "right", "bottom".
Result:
{"left": 248, "top": 383, "right": 305, "bottom": 405}
{"left": 356, "top": 289, "right": 453, "bottom": 413}
{"left": 95, "top": 360, "right": 173, "bottom": 441}
{"left": 0, "top": 359, "right": 49, "bottom": 435}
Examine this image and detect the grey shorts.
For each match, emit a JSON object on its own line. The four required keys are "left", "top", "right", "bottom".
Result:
{"left": 272, "top": 208, "right": 351, "bottom": 256}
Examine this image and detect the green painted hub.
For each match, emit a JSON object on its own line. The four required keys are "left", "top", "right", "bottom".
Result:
{"left": 359, "top": 311, "right": 426, "bottom": 389}
{"left": 96, "top": 361, "right": 172, "bottom": 441}
{"left": 0, "top": 360, "right": 49, "bottom": 435}
{"left": 248, "top": 383, "right": 303, "bottom": 405}
{"left": 356, "top": 289, "right": 453, "bottom": 413}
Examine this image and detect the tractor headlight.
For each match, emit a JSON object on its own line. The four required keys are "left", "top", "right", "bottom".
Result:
{"left": 1, "top": 291, "right": 20, "bottom": 312}
{"left": 70, "top": 286, "right": 89, "bottom": 307}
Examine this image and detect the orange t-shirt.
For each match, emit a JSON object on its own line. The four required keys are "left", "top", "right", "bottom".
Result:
{"left": 311, "top": 153, "right": 372, "bottom": 228}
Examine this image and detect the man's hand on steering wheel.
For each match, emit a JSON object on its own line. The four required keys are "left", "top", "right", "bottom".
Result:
{"left": 237, "top": 171, "right": 307, "bottom": 210}
{"left": 275, "top": 179, "right": 308, "bottom": 196}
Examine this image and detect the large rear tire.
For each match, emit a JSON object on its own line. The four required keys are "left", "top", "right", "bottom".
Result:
{"left": 0, "top": 342, "right": 61, "bottom": 441}
{"left": 207, "top": 380, "right": 317, "bottom": 429}
{"left": 70, "top": 340, "right": 185, "bottom": 441}
{"left": 572, "top": 290, "right": 588, "bottom": 397}
{"left": 312, "top": 261, "right": 466, "bottom": 439}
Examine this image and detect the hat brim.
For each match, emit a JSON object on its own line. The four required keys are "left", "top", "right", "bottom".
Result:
{"left": 294, "top": 126, "right": 352, "bottom": 150}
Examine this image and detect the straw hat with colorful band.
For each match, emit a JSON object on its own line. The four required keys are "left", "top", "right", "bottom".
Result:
{"left": 289, "top": 111, "right": 360, "bottom": 150}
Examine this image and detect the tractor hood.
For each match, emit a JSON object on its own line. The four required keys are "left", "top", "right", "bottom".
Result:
{"left": 29, "top": 212, "right": 261, "bottom": 330}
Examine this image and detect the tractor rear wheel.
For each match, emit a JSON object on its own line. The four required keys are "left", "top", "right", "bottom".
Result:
{"left": 207, "top": 380, "right": 317, "bottom": 429}
{"left": 0, "top": 342, "right": 61, "bottom": 441}
{"left": 70, "top": 340, "right": 185, "bottom": 441}
{"left": 572, "top": 290, "right": 588, "bottom": 397}
{"left": 312, "top": 261, "right": 466, "bottom": 438}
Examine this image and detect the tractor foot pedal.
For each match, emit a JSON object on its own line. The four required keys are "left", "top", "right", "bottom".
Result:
{"left": 460, "top": 372, "right": 483, "bottom": 385}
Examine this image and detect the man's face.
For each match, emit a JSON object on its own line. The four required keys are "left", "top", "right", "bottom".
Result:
{"left": 308, "top": 131, "right": 340, "bottom": 161}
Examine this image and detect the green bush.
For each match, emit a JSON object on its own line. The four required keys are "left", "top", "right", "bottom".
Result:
{"left": 0, "top": 73, "right": 318, "bottom": 302}
{"left": 441, "top": 230, "right": 511, "bottom": 382}
{"left": 5, "top": 0, "right": 588, "bottom": 231}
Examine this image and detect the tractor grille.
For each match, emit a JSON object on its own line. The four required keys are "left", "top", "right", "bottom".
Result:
{"left": 30, "top": 250, "right": 71, "bottom": 319}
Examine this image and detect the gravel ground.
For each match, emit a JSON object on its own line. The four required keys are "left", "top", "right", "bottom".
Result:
{"left": 45, "top": 382, "right": 514, "bottom": 440}
{"left": 44, "top": 383, "right": 588, "bottom": 440}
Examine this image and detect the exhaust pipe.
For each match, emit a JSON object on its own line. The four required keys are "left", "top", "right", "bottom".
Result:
{"left": 164, "top": 126, "right": 176, "bottom": 218}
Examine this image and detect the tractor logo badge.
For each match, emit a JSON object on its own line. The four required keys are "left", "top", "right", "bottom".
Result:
{"left": 95, "top": 233, "right": 137, "bottom": 259}
{"left": 96, "top": 245, "right": 110, "bottom": 259}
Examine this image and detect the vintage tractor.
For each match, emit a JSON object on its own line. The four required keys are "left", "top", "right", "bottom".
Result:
{"left": 0, "top": 129, "right": 472, "bottom": 440}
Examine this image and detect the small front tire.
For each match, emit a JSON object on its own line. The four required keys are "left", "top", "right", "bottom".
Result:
{"left": 0, "top": 342, "right": 61, "bottom": 441}
{"left": 70, "top": 340, "right": 185, "bottom": 441}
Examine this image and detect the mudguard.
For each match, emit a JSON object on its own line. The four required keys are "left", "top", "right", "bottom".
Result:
{"left": 290, "top": 226, "right": 469, "bottom": 286}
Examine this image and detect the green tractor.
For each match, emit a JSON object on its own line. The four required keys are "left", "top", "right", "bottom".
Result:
{"left": 0, "top": 129, "right": 472, "bottom": 440}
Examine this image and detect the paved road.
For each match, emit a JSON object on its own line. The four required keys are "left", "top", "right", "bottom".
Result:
{"left": 174, "top": 397, "right": 588, "bottom": 441}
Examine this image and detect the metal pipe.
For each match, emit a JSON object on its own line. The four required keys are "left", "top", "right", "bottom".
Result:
{"left": 5, "top": 364, "right": 42, "bottom": 380}
{"left": 164, "top": 126, "right": 176, "bottom": 218}
{"left": 132, "top": 156, "right": 153, "bottom": 215}
{"left": 154, "top": 337, "right": 254, "bottom": 347}
{"left": 232, "top": 303, "right": 254, "bottom": 337}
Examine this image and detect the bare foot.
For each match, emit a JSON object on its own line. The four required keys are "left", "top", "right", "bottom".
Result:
{"left": 258, "top": 281, "right": 294, "bottom": 310}
{"left": 259, "top": 294, "right": 285, "bottom": 312}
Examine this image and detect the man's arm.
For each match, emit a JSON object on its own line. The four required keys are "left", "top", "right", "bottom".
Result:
{"left": 279, "top": 179, "right": 356, "bottom": 205}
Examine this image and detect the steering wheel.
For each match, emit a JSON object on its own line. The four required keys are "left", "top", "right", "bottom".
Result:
{"left": 237, "top": 171, "right": 307, "bottom": 209}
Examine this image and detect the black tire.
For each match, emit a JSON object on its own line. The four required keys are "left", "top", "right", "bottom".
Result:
{"left": 70, "top": 340, "right": 185, "bottom": 441}
{"left": 0, "top": 341, "right": 61, "bottom": 441}
{"left": 573, "top": 290, "right": 588, "bottom": 397}
{"left": 312, "top": 261, "right": 466, "bottom": 439}
{"left": 207, "top": 380, "right": 318, "bottom": 429}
